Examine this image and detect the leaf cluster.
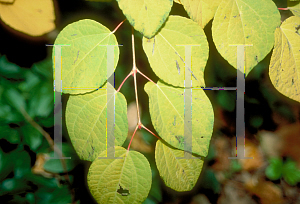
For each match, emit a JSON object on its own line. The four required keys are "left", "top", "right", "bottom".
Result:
{"left": 51, "top": 0, "right": 300, "bottom": 203}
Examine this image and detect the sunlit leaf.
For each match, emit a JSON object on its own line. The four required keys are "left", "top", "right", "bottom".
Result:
{"left": 144, "top": 80, "right": 214, "bottom": 157}
{"left": 269, "top": 16, "right": 300, "bottom": 103}
{"left": 53, "top": 19, "right": 119, "bottom": 94}
{"left": 155, "top": 140, "right": 204, "bottom": 191}
{"left": 181, "top": 0, "right": 222, "bottom": 28}
{"left": 116, "top": 0, "right": 173, "bottom": 38}
{"left": 65, "top": 86, "right": 128, "bottom": 161}
{"left": 87, "top": 146, "right": 152, "bottom": 204}
{"left": 143, "top": 16, "right": 209, "bottom": 88}
{"left": 212, "top": 0, "right": 281, "bottom": 75}
{"left": 288, "top": 0, "right": 300, "bottom": 17}
{"left": 0, "top": 0, "right": 55, "bottom": 36}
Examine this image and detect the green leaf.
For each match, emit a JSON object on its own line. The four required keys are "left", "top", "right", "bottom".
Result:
{"left": 27, "top": 82, "right": 53, "bottom": 118}
{"left": 34, "top": 188, "right": 53, "bottom": 204}
{"left": 18, "top": 70, "right": 40, "bottom": 92}
{"left": 25, "top": 193, "right": 35, "bottom": 204}
{"left": 87, "top": 146, "right": 152, "bottom": 204}
{"left": 212, "top": 0, "right": 281, "bottom": 76}
{"left": 43, "top": 143, "right": 77, "bottom": 173}
{"left": 155, "top": 140, "right": 204, "bottom": 191}
{"left": 144, "top": 80, "right": 214, "bottom": 157}
{"left": 217, "top": 91, "right": 235, "bottom": 112}
{"left": 0, "top": 178, "right": 30, "bottom": 195}
{"left": 0, "top": 149, "right": 15, "bottom": 182}
{"left": 37, "top": 114, "right": 54, "bottom": 128}
{"left": 146, "top": 166, "right": 162, "bottom": 203}
{"left": 205, "top": 143, "right": 215, "bottom": 161}
{"left": 3, "top": 88, "right": 26, "bottom": 111}
{"left": 14, "top": 149, "right": 31, "bottom": 179}
{"left": 0, "top": 125, "right": 20, "bottom": 144}
{"left": 269, "top": 16, "right": 300, "bottom": 103}
{"left": 199, "top": 168, "right": 220, "bottom": 193}
{"left": 282, "top": 159, "right": 300, "bottom": 186}
{"left": 32, "top": 58, "right": 53, "bottom": 79}
{"left": 0, "top": 55, "right": 23, "bottom": 78}
{"left": 48, "top": 186, "right": 72, "bottom": 204}
{"left": 0, "top": 87, "right": 23, "bottom": 123}
{"left": 181, "top": 0, "right": 222, "bottom": 28}
{"left": 249, "top": 115, "right": 263, "bottom": 128}
{"left": 0, "top": 102, "right": 11, "bottom": 122}
{"left": 53, "top": 19, "right": 119, "bottom": 94}
{"left": 24, "top": 172, "right": 58, "bottom": 188}
{"left": 230, "top": 160, "right": 242, "bottom": 173}
{"left": 116, "top": 0, "right": 173, "bottom": 38}
{"left": 21, "top": 124, "right": 43, "bottom": 151}
{"left": 288, "top": 0, "right": 300, "bottom": 17}
{"left": 66, "top": 86, "right": 128, "bottom": 161}
{"left": 142, "top": 198, "right": 157, "bottom": 204}
{"left": 34, "top": 185, "right": 72, "bottom": 204}
{"left": 143, "top": 16, "right": 209, "bottom": 88}
{"left": 265, "top": 158, "right": 283, "bottom": 180}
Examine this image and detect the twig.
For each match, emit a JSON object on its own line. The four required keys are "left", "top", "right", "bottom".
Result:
{"left": 278, "top": 8, "right": 289, "bottom": 10}
{"left": 116, "top": 71, "right": 132, "bottom": 92}
{"left": 137, "top": 69, "right": 156, "bottom": 84}
{"left": 131, "top": 28, "right": 141, "bottom": 124}
{"left": 127, "top": 125, "right": 139, "bottom": 151}
{"left": 141, "top": 124, "right": 160, "bottom": 140}
{"left": 112, "top": 19, "right": 126, "bottom": 34}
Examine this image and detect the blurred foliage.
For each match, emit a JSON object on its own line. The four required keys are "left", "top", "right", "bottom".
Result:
{"left": 0, "top": 54, "right": 78, "bottom": 203}
{"left": 266, "top": 158, "right": 300, "bottom": 186}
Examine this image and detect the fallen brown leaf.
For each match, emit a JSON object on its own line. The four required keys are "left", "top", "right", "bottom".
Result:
{"left": 238, "top": 139, "right": 265, "bottom": 171}
{"left": 244, "top": 176, "right": 284, "bottom": 204}
{"left": 32, "top": 153, "right": 54, "bottom": 178}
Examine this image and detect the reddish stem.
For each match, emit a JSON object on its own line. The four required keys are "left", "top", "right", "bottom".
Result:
{"left": 112, "top": 19, "right": 126, "bottom": 34}
{"left": 278, "top": 8, "right": 288, "bottom": 10}
{"left": 127, "top": 125, "right": 138, "bottom": 151}
{"left": 117, "top": 71, "right": 132, "bottom": 92}
{"left": 141, "top": 124, "right": 160, "bottom": 140}
{"left": 131, "top": 28, "right": 142, "bottom": 124}
{"left": 137, "top": 69, "right": 156, "bottom": 84}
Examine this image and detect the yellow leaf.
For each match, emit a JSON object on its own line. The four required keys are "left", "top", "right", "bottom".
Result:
{"left": 0, "top": 0, "right": 14, "bottom": 3}
{"left": 174, "top": 0, "right": 181, "bottom": 4}
{"left": 181, "top": 0, "right": 222, "bottom": 28}
{"left": 269, "top": 16, "right": 300, "bottom": 103}
{"left": 0, "top": 0, "right": 55, "bottom": 36}
{"left": 212, "top": 0, "right": 281, "bottom": 76}
{"left": 288, "top": 0, "right": 300, "bottom": 17}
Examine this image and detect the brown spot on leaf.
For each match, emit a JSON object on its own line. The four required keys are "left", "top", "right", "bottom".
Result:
{"left": 117, "top": 184, "right": 130, "bottom": 196}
